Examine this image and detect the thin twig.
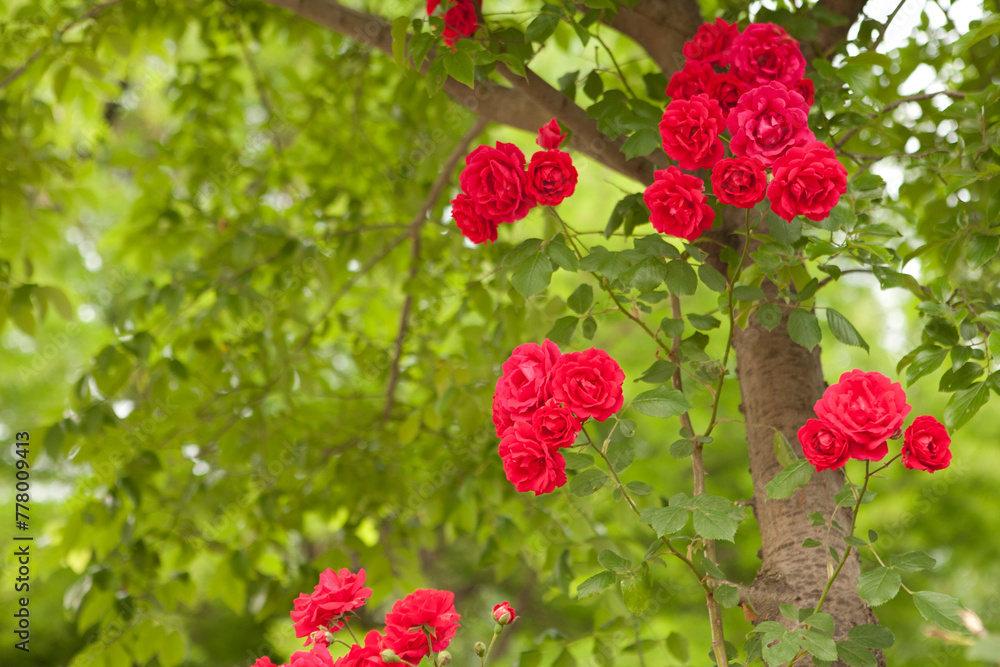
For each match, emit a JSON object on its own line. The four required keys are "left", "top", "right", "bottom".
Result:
{"left": 382, "top": 117, "right": 487, "bottom": 418}
{"left": 871, "top": 0, "right": 908, "bottom": 52}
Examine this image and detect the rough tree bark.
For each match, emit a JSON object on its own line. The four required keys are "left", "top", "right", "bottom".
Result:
{"left": 258, "top": 0, "right": 882, "bottom": 663}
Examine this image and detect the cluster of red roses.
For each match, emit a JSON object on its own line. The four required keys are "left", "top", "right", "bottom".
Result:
{"left": 492, "top": 340, "right": 625, "bottom": 495}
{"left": 254, "top": 568, "right": 461, "bottom": 667}
{"left": 646, "top": 19, "right": 849, "bottom": 241}
{"left": 797, "top": 370, "right": 953, "bottom": 473}
{"left": 451, "top": 119, "right": 578, "bottom": 245}
{"left": 426, "top": 0, "right": 479, "bottom": 47}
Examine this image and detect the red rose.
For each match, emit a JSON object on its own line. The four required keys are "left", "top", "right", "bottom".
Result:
{"left": 459, "top": 142, "right": 535, "bottom": 224}
{"left": 814, "top": 370, "right": 911, "bottom": 461}
{"left": 526, "top": 150, "right": 578, "bottom": 206}
{"left": 711, "top": 157, "right": 767, "bottom": 208}
{"left": 665, "top": 61, "right": 714, "bottom": 101}
{"left": 793, "top": 78, "right": 815, "bottom": 107}
{"left": 427, "top": 0, "right": 479, "bottom": 47}
{"left": 730, "top": 23, "right": 806, "bottom": 86}
{"left": 491, "top": 340, "right": 562, "bottom": 437}
{"left": 550, "top": 348, "right": 625, "bottom": 422}
{"left": 902, "top": 416, "right": 952, "bottom": 472}
{"left": 707, "top": 72, "right": 750, "bottom": 116}
{"left": 289, "top": 647, "right": 335, "bottom": 667}
{"left": 767, "top": 141, "right": 848, "bottom": 222}
{"left": 536, "top": 118, "right": 567, "bottom": 150}
{"left": 798, "top": 419, "right": 851, "bottom": 471}
{"left": 682, "top": 17, "right": 739, "bottom": 66}
{"left": 385, "top": 589, "right": 461, "bottom": 663}
{"left": 727, "top": 83, "right": 815, "bottom": 167}
{"left": 642, "top": 167, "right": 715, "bottom": 241}
{"left": 333, "top": 631, "right": 390, "bottom": 667}
{"left": 659, "top": 94, "right": 726, "bottom": 170}
{"left": 254, "top": 659, "right": 280, "bottom": 667}
{"left": 291, "top": 568, "right": 373, "bottom": 642}
{"left": 498, "top": 420, "right": 568, "bottom": 495}
{"left": 451, "top": 192, "right": 498, "bottom": 244}
{"left": 531, "top": 399, "right": 582, "bottom": 449}
{"left": 493, "top": 601, "right": 517, "bottom": 625}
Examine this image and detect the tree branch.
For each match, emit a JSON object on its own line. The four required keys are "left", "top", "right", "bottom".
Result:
{"left": 806, "top": 0, "right": 871, "bottom": 61}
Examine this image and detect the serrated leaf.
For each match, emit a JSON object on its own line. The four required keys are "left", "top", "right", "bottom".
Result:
{"left": 890, "top": 551, "right": 936, "bottom": 573}
{"left": 847, "top": 624, "right": 895, "bottom": 649}
{"left": 773, "top": 429, "right": 797, "bottom": 467}
{"left": 689, "top": 495, "right": 740, "bottom": 542}
{"left": 697, "top": 263, "right": 727, "bottom": 292}
{"left": 631, "top": 386, "right": 691, "bottom": 418}
{"left": 606, "top": 441, "right": 634, "bottom": 472}
{"left": 858, "top": 567, "right": 902, "bottom": 606}
{"left": 626, "top": 481, "right": 652, "bottom": 495}
{"left": 567, "top": 284, "right": 593, "bottom": 313}
{"left": 797, "top": 628, "right": 838, "bottom": 660}
{"left": 562, "top": 451, "right": 594, "bottom": 470}
{"left": 577, "top": 570, "right": 616, "bottom": 598}
{"left": 906, "top": 346, "right": 948, "bottom": 386}
{"left": 733, "top": 285, "right": 766, "bottom": 302}
{"left": 570, "top": 469, "right": 608, "bottom": 496}
{"left": 637, "top": 359, "right": 676, "bottom": 383}
{"left": 621, "top": 572, "right": 650, "bottom": 613}
{"left": 966, "top": 234, "right": 999, "bottom": 269}
{"left": 943, "top": 381, "right": 989, "bottom": 430}
{"left": 670, "top": 439, "right": 694, "bottom": 458}
{"left": 621, "top": 129, "right": 661, "bottom": 160}
{"left": 511, "top": 254, "right": 553, "bottom": 297}
{"left": 715, "top": 584, "right": 740, "bottom": 608}
{"left": 788, "top": 309, "right": 822, "bottom": 350}
{"left": 766, "top": 459, "right": 813, "bottom": 499}
{"left": 664, "top": 259, "right": 697, "bottom": 295}
{"left": 912, "top": 591, "right": 968, "bottom": 632}
{"left": 639, "top": 506, "right": 688, "bottom": 537}
{"left": 939, "top": 362, "right": 984, "bottom": 391}
{"left": 545, "top": 316, "right": 578, "bottom": 346}
{"left": 547, "top": 241, "right": 579, "bottom": 271}
{"left": 826, "top": 308, "right": 869, "bottom": 352}
{"left": 598, "top": 549, "right": 632, "bottom": 572}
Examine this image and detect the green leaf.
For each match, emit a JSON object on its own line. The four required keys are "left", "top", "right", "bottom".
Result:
{"left": 639, "top": 506, "right": 688, "bottom": 537}
{"left": 622, "top": 256, "right": 667, "bottom": 292}
{"left": 687, "top": 313, "right": 721, "bottom": 331}
{"left": 769, "top": 214, "right": 803, "bottom": 246}
{"left": 506, "top": 238, "right": 544, "bottom": 265}
{"left": 626, "top": 481, "right": 652, "bottom": 495}
{"left": 583, "top": 71, "right": 604, "bottom": 100}
{"left": 697, "top": 263, "right": 727, "bottom": 292}
{"left": 577, "top": 570, "right": 616, "bottom": 598}
{"left": 581, "top": 316, "right": 597, "bottom": 340}
{"left": 766, "top": 459, "right": 813, "bottom": 499}
{"left": 847, "top": 624, "right": 895, "bottom": 649}
{"left": 912, "top": 591, "right": 968, "bottom": 632}
{"left": 858, "top": 567, "right": 902, "bottom": 606}
{"left": 826, "top": 308, "right": 869, "bottom": 352}
{"left": 547, "top": 241, "right": 579, "bottom": 272}
{"left": 953, "top": 14, "right": 1000, "bottom": 53}
{"left": 392, "top": 16, "right": 409, "bottom": 69}
{"left": 689, "top": 495, "right": 740, "bottom": 542}
{"left": 666, "top": 632, "right": 689, "bottom": 662}
{"left": 606, "top": 441, "right": 634, "bottom": 472}
{"left": 890, "top": 550, "right": 936, "bottom": 573}
{"left": 715, "top": 584, "right": 740, "bottom": 608}
{"left": 664, "top": 259, "right": 697, "bottom": 295}
{"left": 526, "top": 12, "right": 560, "bottom": 42}
{"left": 40, "top": 286, "right": 73, "bottom": 320}
{"left": 906, "top": 346, "right": 948, "bottom": 386}
{"left": 637, "top": 359, "right": 676, "bottom": 383}
{"left": 797, "top": 628, "right": 838, "bottom": 661}
{"left": 733, "top": 285, "right": 766, "bottom": 302}
{"left": 442, "top": 52, "right": 475, "bottom": 88}
{"left": 631, "top": 386, "right": 691, "bottom": 418}
{"left": 762, "top": 632, "right": 801, "bottom": 664}
{"left": 598, "top": 549, "right": 632, "bottom": 572}
{"left": 756, "top": 302, "right": 782, "bottom": 330}
{"left": 660, "top": 317, "right": 684, "bottom": 338}
{"left": 836, "top": 641, "right": 877, "bottom": 667}
{"left": 570, "top": 469, "right": 609, "bottom": 496}
{"left": 788, "top": 309, "right": 822, "bottom": 350}
{"left": 943, "top": 381, "right": 990, "bottom": 430}
{"left": 545, "top": 316, "right": 578, "bottom": 346}
{"left": 567, "top": 284, "right": 593, "bottom": 313}
{"left": 511, "top": 254, "right": 553, "bottom": 297}
{"left": 773, "top": 429, "right": 797, "bottom": 467}
{"left": 621, "top": 572, "right": 650, "bottom": 613}
{"left": 621, "top": 129, "right": 661, "bottom": 160}
{"left": 562, "top": 451, "right": 594, "bottom": 470}
{"left": 939, "top": 362, "right": 984, "bottom": 392}
{"left": 966, "top": 234, "right": 999, "bottom": 269}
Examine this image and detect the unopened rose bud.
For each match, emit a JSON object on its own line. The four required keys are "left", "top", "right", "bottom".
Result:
{"left": 474, "top": 642, "right": 486, "bottom": 657}
{"left": 492, "top": 601, "right": 517, "bottom": 626}
{"left": 890, "top": 428, "right": 903, "bottom": 440}
{"left": 438, "top": 650, "right": 452, "bottom": 665}
{"left": 309, "top": 630, "right": 332, "bottom": 649}
{"left": 380, "top": 649, "right": 402, "bottom": 663}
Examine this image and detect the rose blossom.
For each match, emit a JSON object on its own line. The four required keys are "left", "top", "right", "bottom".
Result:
{"left": 814, "top": 370, "right": 911, "bottom": 461}
{"left": 536, "top": 118, "right": 567, "bottom": 150}
{"left": 793, "top": 78, "right": 815, "bottom": 106}
{"left": 665, "top": 61, "right": 714, "bottom": 101}
{"left": 491, "top": 340, "right": 562, "bottom": 437}
{"left": 451, "top": 193, "right": 498, "bottom": 245}
{"left": 254, "top": 659, "right": 280, "bottom": 667}
{"left": 385, "top": 589, "right": 461, "bottom": 663}
{"left": 550, "top": 348, "right": 625, "bottom": 422}
{"left": 659, "top": 94, "right": 726, "bottom": 170}
{"left": 642, "top": 167, "right": 715, "bottom": 241}
{"left": 531, "top": 399, "right": 582, "bottom": 448}
{"left": 459, "top": 142, "right": 535, "bottom": 223}
{"left": 902, "top": 416, "right": 952, "bottom": 472}
{"left": 426, "top": 0, "right": 479, "bottom": 47}
{"left": 498, "top": 420, "right": 568, "bottom": 495}
{"left": 710, "top": 156, "right": 767, "bottom": 208}
{"left": 493, "top": 601, "right": 517, "bottom": 625}
{"left": 526, "top": 150, "right": 578, "bottom": 206}
{"left": 767, "top": 141, "right": 848, "bottom": 222}
{"left": 291, "top": 568, "right": 373, "bottom": 641}
{"left": 730, "top": 23, "right": 806, "bottom": 86}
{"left": 798, "top": 418, "right": 851, "bottom": 471}
{"left": 707, "top": 73, "right": 750, "bottom": 116}
{"left": 682, "top": 17, "right": 739, "bottom": 66}
{"left": 333, "top": 631, "right": 390, "bottom": 667}
{"left": 289, "top": 647, "right": 335, "bottom": 667}
{"left": 727, "top": 83, "right": 815, "bottom": 167}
